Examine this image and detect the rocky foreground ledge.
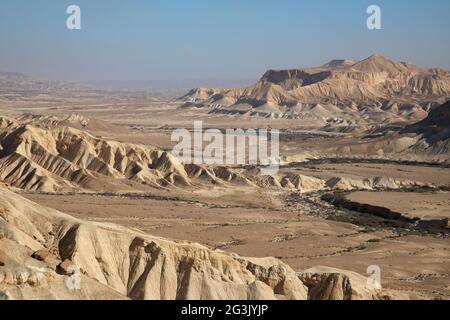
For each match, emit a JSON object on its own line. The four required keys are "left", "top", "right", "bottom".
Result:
{"left": 0, "top": 185, "right": 406, "bottom": 300}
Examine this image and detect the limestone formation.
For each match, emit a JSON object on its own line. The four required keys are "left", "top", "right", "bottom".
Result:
{"left": 0, "top": 185, "right": 309, "bottom": 300}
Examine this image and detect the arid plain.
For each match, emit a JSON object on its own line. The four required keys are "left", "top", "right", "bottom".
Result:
{"left": 1, "top": 55, "right": 449, "bottom": 300}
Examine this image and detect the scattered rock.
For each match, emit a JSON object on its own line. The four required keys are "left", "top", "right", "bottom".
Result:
{"left": 31, "top": 250, "right": 50, "bottom": 262}
{"left": 57, "top": 259, "right": 75, "bottom": 275}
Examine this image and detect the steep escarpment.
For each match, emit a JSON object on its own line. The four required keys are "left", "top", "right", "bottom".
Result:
{"left": 0, "top": 185, "right": 309, "bottom": 300}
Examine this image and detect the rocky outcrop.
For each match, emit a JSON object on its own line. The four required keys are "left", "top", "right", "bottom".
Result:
{"left": 325, "top": 176, "right": 428, "bottom": 191}
{"left": 280, "top": 174, "right": 325, "bottom": 192}
{"left": 298, "top": 266, "right": 385, "bottom": 300}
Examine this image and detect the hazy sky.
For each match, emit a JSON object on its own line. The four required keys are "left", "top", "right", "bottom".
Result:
{"left": 1, "top": 0, "right": 450, "bottom": 85}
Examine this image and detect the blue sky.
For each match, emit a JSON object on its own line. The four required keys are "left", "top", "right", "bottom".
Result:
{"left": 1, "top": 0, "right": 449, "bottom": 85}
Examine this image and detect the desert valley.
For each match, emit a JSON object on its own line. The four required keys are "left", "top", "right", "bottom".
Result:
{"left": 0, "top": 54, "right": 449, "bottom": 300}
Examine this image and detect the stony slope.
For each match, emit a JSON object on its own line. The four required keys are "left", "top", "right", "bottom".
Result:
{"left": 179, "top": 54, "right": 450, "bottom": 123}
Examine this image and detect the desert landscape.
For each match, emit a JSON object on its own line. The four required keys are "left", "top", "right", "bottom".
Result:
{"left": 0, "top": 52, "right": 449, "bottom": 301}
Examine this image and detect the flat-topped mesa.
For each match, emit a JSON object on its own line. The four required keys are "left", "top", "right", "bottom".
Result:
{"left": 260, "top": 69, "right": 331, "bottom": 89}
{"left": 321, "top": 59, "right": 356, "bottom": 69}
{"left": 180, "top": 87, "right": 227, "bottom": 100}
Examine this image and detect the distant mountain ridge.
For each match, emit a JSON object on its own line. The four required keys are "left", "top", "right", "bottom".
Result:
{"left": 0, "top": 72, "right": 92, "bottom": 92}
{"left": 179, "top": 54, "right": 450, "bottom": 122}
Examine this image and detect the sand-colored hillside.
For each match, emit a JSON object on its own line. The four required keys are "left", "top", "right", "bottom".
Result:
{"left": 1, "top": 115, "right": 435, "bottom": 194}
{"left": 0, "top": 115, "right": 190, "bottom": 192}
{"left": 0, "top": 184, "right": 405, "bottom": 300}
{"left": 180, "top": 54, "right": 450, "bottom": 124}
